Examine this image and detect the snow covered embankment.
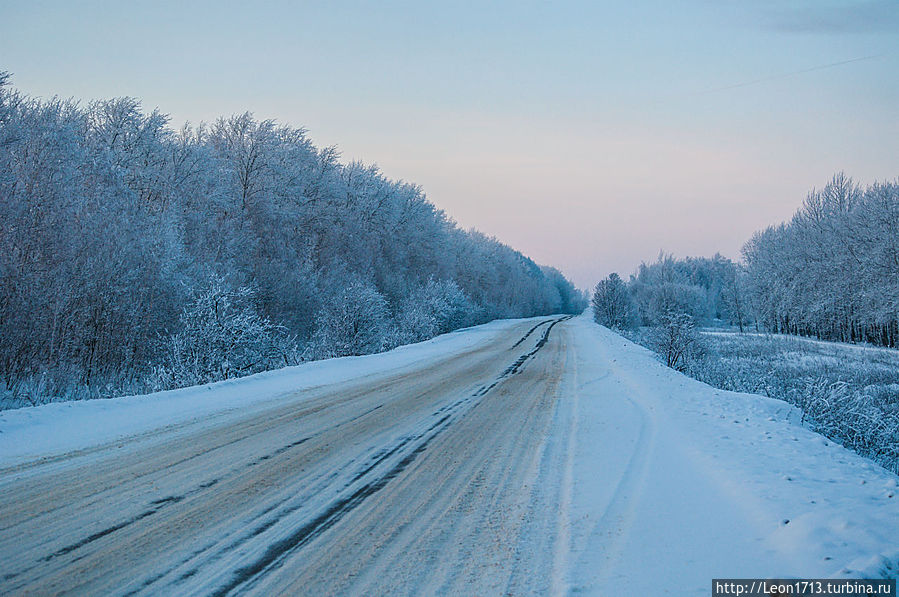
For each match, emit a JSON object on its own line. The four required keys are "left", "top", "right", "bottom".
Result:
{"left": 0, "top": 318, "right": 526, "bottom": 468}
{"left": 564, "top": 313, "right": 899, "bottom": 594}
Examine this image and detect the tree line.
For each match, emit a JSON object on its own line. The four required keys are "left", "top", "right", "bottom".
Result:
{"left": 0, "top": 73, "right": 583, "bottom": 407}
{"left": 743, "top": 173, "right": 898, "bottom": 347}
{"left": 593, "top": 173, "right": 898, "bottom": 349}
{"left": 590, "top": 174, "right": 899, "bottom": 473}
{"left": 592, "top": 253, "right": 746, "bottom": 332}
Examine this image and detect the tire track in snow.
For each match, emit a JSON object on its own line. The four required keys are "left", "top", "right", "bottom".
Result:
{"left": 511, "top": 318, "right": 552, "bottom": 348}
{"left": 3, "top": 401, "right": 389, "bottom": 589}
{"left": 571, "top": 358, "right": 657, "bottom": 592}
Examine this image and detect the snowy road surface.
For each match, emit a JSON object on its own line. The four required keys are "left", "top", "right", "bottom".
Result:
{"left": 1, "top": 314, "right": 898, "bottom": 595}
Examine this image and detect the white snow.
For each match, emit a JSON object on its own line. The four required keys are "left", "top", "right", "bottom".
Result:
{"left": 3, "top": 312, "right": 898, "bottom": 593}
{"left": 563, "top": 313, "right": 899, "bottom": 594}
{"left": 701, "top": 329, "right": 899, "bottom": 360}
{"left": 0, "top": 318, "right": 526, "bottom": 468}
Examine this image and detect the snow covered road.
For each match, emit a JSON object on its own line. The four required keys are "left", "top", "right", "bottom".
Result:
{"left": 1, "top": 314, "right": 898, "bottom": 595}
{"left": 0, "top": 316, "right": 573, "bottom": 595}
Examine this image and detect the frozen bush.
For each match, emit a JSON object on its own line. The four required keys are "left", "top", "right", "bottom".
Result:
{"left": 157, "top": 275, "right": 296, "bottom": 388}
{"left": 310, "top": 280, "right": 389, "bottom": 359}
{"left": 648, "top": 311, "right": 704, "bottom": 371}
{"left": 389, "top": 279, "right": 473, "bottom": 346}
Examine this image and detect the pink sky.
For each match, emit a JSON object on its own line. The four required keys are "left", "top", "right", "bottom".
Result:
{"left": 2, "top": 1, "right": 897, "bottom": 288}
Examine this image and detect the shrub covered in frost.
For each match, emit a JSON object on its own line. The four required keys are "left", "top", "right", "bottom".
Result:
{"left": 647, "top": 311, "right": 705, "bottom": 371}
{"left": 388, "top": 279, "right": 474, "bottom": 346}
{"left": 309, "top": 280, "right": 390, "bottom": 359}
{"left": 155, "top": 275, "right": 297, "bottom": 388}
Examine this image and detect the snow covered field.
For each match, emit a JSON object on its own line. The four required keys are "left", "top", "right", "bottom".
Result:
{"left": 1, "top": 313, "right": 897, "bottom": 595}
{"left": 685, "top": 328, "right": 899, "bottom": 474}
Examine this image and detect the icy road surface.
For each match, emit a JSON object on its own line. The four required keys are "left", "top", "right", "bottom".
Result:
{"left": 1, "top": 314, "right": 898, "bottom": 595}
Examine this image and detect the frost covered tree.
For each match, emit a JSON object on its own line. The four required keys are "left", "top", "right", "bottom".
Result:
{"left": 743, "top": 174, "right": 899, "bottom": 346}
{"left": 0, "top": 75, "right": 581, "bottom": 408}
{"left": 592, "top": 273, "right": 634, "bottom": 330}
{"left": 390, "top": 279, "right": 473, "bottom": 345}
{"left": 624, "top": 254, "right": 744, "bottom": 328}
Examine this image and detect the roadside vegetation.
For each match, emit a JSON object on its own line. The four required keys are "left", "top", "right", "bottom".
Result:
{"left": 670, "top": 330, "right": 897, "bottom": 473}
{"left": 0, "top": 74, "right": 584, "bottom": 409}
{"left": 592, "top": 173, "right": 899, "bottom": 472}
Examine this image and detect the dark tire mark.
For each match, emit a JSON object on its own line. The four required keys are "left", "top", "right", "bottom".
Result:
{"left": 511, "top": 319, "right": 552, "bottom": 348}
{"left": 504, "top": 316, "right": 571, "bottom": 376}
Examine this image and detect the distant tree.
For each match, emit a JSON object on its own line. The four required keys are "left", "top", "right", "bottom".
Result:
{"left": 592, "top": 273, "right": 634, "bottom": 329}
{"left": 542, "top": 266, "right": 587, "bottom": 314}
{"left": 626, "top": 252, "right": 746, "bottom": 327}
{"left": 649, "top": 311, "right": 702, "bottom": 370}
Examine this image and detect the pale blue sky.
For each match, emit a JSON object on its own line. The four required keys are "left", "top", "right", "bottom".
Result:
{"left": 2, "top": 1, "right": 897, "bottom": 287}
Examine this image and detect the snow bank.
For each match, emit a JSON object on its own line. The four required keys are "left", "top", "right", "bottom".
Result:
{"left": 0, "top": 318, "right": 528, "bottom": 468}
{"left": 566, "top": 313, "right": 899, "bottom": 594}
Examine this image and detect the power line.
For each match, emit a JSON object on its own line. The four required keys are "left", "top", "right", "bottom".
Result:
{"left": 696, "top": 53, "right": 886, "bottom": 95}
